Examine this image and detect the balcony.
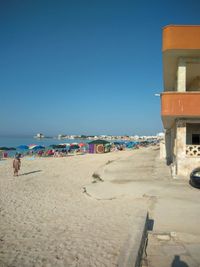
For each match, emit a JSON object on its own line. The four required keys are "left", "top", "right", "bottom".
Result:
{"left": 161, "top": 92, "right": 200, "bottom": 128}
{"left": 161, "top": 92, "right": 200, "bottom": 116}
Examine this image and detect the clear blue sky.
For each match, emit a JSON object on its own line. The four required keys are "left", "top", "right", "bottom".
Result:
{"left": 0, "top": 0, "right": 200, "bottom": 137}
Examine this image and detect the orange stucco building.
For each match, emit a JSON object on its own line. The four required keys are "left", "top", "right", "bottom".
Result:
{"left": 161, "top": 25, "right": 200, "bottom": 177}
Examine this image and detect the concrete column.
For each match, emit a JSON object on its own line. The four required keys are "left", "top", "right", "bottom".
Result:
{"left": 176, "top": 120, "right": 186, "bottom": 175}
{"left": 160, "top": 140, "right": 166, "bottom": 159}
{"left": 171, "top": 125, "right": 175, "bottom": 160}
{"left": 177, "top": 58, "right": 186, "bottom": 92}
{"left": 165, "top": 129, "right": 172, "bottom": 165}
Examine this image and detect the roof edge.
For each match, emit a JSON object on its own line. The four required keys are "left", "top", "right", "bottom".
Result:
{"left": 162, "top": 25, "right": 200, "bottom": 51}
{"left": 163, "top": 24, "right": 200, "bottom": 30}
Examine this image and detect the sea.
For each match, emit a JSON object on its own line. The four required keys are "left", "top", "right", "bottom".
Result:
{"left": 0, "top": 136, "right": 84, "bottom": 148}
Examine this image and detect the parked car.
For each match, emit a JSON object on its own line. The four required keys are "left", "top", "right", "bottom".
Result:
{"left": 190, "top": 168, "right": 200, "bottom": 188}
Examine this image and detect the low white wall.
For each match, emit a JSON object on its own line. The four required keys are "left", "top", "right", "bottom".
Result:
{"left": 160, "top": 141, "right": 166, "bottom": 159}
{"left": 177, "top": 157, "right": 200, "bottom": 177}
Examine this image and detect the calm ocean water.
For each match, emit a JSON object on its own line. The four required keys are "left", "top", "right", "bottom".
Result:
{"left": 0, "top": 136, "right": 85, "bottom": 148}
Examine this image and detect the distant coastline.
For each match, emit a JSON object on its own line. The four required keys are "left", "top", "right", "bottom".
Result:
{"left": 0, "top": 133, "right": 163, "bottom": 149}
{"left": 0, "top": 136, "right": 82, "bottom": 148}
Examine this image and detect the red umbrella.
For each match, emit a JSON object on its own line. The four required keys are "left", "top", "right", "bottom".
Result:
{"left": 79, "top": 143, "right": 87, "bottom": 147}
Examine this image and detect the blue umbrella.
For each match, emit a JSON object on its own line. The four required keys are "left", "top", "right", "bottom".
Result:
{"left": 32, "top": 145, "right": 45, "bottom": 150}
{"left": 17, "top": 145, "right": 29, "bottom": 150}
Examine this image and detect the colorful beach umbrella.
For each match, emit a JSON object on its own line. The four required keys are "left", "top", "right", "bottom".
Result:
{"left": 70, "top": 144, "right": 80, "bottom": 150}
{"left": 29, "top": 144, "right": 45, "bottom": 150}
{"left": 29, "top": 144, "right": 37, "bottom": 149}
{"left": 79, "top": 143, "right": 87, "bottom": 147}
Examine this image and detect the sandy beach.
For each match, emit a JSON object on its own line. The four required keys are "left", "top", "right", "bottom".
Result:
{"left": 0, "top": 149, "right": 151, "bottom": 267}
{"left": 1, "top": 147, "right": 200, "bottom": 267}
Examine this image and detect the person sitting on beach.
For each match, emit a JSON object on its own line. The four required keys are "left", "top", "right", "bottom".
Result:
{"left": 54, "top": 150, "right": 60, "bottom": 157}
{"left": 47, "top": 149, "right": 54, "bottom": 156}
{"left": 37, "top": 150, "right": 43, "bottom": 157}
{"left": 13, "top": 153, "right": 21, "bottom": 176}
{"left": 3, "top": 152, "right": 8, "bottom": 158}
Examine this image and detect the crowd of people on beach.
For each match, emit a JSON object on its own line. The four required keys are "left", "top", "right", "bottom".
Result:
{"left": 0, "top": 139, "right": 159, "bottom": 161}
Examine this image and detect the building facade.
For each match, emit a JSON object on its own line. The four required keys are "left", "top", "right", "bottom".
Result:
{"left": 161, "top": 25, "right": 200, "bottom": 177}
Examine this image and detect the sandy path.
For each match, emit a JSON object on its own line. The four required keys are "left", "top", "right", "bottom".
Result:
{"left": 0, "top": 150, "right": 150, "bottom": 267}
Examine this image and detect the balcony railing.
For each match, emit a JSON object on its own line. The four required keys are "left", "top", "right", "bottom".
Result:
{"left": 186, "top": 145, "right": 200, "bottom": 156}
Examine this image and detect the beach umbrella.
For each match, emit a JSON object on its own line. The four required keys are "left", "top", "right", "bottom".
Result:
{"left": 0, "top": 147, "right": 8, "bottom": 151}
{"left": 70, "top": 144, "right": 80, "bottom": 150}
{"left": 65, "top": 143, "right": 70, "bottom": 147}
{"left": 79, "top": 143, "right": 87, "bottom": 147}
{"left": 0, "top": 147, "right": 16, "bottom": 151}
{"left": 49, "top": 144, "right": 56, "bottom": 148}
{"left": 57, "top": 144, "right": 66, "bottom": 148}
{"left": 17, "top": 145, "right": 29, "bottom": 150}
{"left": 126, "top": 142, "right": 134, "bottom": 148}
{"left": 29, "top": 144, "right": 37, "bottom": 149}
{"left": 59, "top": 143, "right": 68, "bottom": 146}
{"left": 50, "top": 144, "right": 66, "bottom": 149}
{"left": 113, "top": 142, "right": 121, "bottom": 145}
{"left": 32, "top": 145, "right": 45, "bottom": 150}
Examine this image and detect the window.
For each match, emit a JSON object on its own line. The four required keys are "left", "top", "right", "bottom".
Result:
{"left": 192, "top": 134, "right": 200, "bottom": 145}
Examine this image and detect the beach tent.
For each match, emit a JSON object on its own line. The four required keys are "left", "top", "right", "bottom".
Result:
{"left": 89, "top": 143, "right": 95, "bottom": 153}
{"left": 88, "top": 140, "right": 110, "bottom": 145}
{"left": 88, "top": 140, "right": 111, "bottom": 154}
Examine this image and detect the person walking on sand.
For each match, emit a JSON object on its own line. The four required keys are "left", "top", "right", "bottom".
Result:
{"left": 13, "top": 153, "right": 21, "bottom": 176}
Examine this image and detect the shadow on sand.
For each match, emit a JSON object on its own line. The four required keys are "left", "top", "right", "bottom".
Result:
{"left": 171, "top": 255, "right": 189, "bottom": 267}
{"left": 20, "top": 170, "right": 42, "bottom": 176}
